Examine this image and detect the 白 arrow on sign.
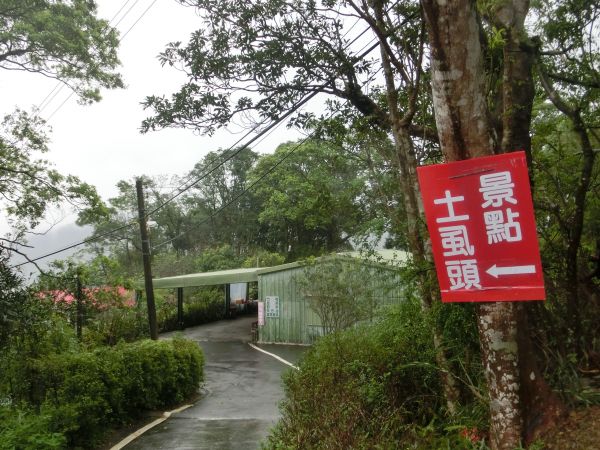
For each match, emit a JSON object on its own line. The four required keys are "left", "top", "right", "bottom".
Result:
{"left": 486, "top": 264, "right": 536, "bottom": 278}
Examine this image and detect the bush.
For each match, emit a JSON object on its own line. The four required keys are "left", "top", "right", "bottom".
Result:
{"left": 0, "top": 406, "right": 66, "bottom": 450}
{"left": 265, "top": 298, "right": 444, "bottom": 449}
{"left": 83, "top": 307, "right": 149, "bottom": 346}
{"left": 157, "top": 287, "right": 226, "bottom": 332}
{"left": 3, "top": 338, "right": 203, "bottom": 449}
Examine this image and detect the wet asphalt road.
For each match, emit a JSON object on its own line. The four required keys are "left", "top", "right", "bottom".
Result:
{"left": 124, "top": 316, "right": 307, "bottom": 450}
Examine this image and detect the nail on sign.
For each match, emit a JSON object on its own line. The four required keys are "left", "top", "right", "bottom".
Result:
{"left": 417, "top": 151, "right": 545, "bottom": 302}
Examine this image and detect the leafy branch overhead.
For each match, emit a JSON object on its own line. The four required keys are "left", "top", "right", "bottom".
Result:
{"left": 0, "top": 110, "right": 103, "bottom": 232}
{"left": 141, "top": 0, "right": 433, "bottom": 141}
{"left": 0, "top": 0, "right": 123, "bottom": 103}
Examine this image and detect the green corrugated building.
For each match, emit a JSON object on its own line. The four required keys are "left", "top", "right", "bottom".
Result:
{"left": 150, "top": 250, "right": 409, "bottom": 345}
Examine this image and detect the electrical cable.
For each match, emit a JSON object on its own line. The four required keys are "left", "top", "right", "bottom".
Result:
{"left": 143, "top": 6, "right": 385, "bottom": 214}
{"left": 151, "top": 51, "right": 385, "bottom": 250}
{"left": 13, "top": 37, "right": 381, "bottom": 268}
{"left": 120, "top": 0, "right": 158, "bottom": 40}
{"left": 113, "top": 0, "right": 142, "bottom": 29}
{"left": 40, "top": 0, "right": 155, "bottom": 120}
{"left": 37, "top": 1, "right": 136, "bottom": 114}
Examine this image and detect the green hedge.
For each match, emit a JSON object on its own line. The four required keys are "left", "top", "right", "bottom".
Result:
{"left": 2, "top": 338, "right": 203, "bottom": 449}
{"left": 264, "top": 298, "right": 487, "bottom": 449}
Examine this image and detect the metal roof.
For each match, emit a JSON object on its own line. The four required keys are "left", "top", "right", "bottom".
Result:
{"left": 151, "top": 267, "right": 261, "bottom": 289}
{"left": 148, "top": 250, "right": 410, "bottom": 289}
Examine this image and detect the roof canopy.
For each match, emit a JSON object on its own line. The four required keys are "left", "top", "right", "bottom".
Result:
{"left": 151, "top": 267, "right": 261, "bottom": 289}
{"left": 146, "top": 250, "right": 410, "bottom": 290}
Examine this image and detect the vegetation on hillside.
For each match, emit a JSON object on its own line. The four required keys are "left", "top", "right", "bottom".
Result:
{"left": 0, "top": 0, "right": 598, "bottom": 448}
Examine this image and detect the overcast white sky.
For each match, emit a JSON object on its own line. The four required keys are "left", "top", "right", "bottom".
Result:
{"left": 2, "top": 0, "right": 308, "bottom": 272}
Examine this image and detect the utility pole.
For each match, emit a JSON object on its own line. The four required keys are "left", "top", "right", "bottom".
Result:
{"left": 136, "top": 178, "right": 158, "bottom": 340}
{"left": 177, "top": 287, "right": 184, "bottom": 330}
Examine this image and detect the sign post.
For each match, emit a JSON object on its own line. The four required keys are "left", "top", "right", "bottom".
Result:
{"left": 417, "top": 151, "right": 545, "bottom": 302}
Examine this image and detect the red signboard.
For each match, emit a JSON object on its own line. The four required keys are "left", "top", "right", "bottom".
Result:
{"left": 417, "top": 151, "right": 545, "bottom": 302}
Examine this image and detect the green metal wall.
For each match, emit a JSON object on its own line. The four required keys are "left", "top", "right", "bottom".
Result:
{"left": 257, "top": 263, "right": 405, "bottom": 345}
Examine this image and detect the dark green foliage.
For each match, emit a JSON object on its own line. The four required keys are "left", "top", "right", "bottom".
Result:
{"left": 265, "top": 299, "right": 444, "bottom": 449}
{"left": 433, "top": 302, "right": 484, "bottom": 400}
{"left": 1, "top": 0, "right": 121, "bottom": 259}
{"left": 0, "top": 406, "right": 66, "bottom": 450}
{"left": 156, "top": 288, "right": 226, "bottom": 332}
{"left": 4, "top": 338, "right": 203, "bottom": 449}
{"left": 1, "top": 264, "right": 204, "bottom": 448}
{"left": 194, "top": 245, "right": 244, "bottom": 272}
{"left": 0, "top": 255, "right": 29, "bottom": 348}
{"left": 82, "top": 289, "right": 226, "bottom": 344}
{"left": 250, "top": 140, "right": 369, "bottom": 259}
{"left": 265, "top": 295, "right": 490, "bottom": 449}
{"left": 82, "top": 306, "right": 149, "bottom": 347}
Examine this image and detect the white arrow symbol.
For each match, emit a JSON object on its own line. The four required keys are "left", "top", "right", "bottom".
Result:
{"left": 486, "top": 264, "right": 536, "bottom": 278}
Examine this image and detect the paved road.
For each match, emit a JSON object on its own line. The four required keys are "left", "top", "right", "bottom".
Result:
{"left": 125, "top": 316, "right": 307, "bottom": 450}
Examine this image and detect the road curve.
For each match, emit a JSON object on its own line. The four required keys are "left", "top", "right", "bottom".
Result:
{"left": 124, "top": 316, "right": 306, "bottom": 450}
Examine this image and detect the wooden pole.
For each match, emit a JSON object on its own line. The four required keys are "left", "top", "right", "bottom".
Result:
{"left": 177, "top": 287, "right": 184, "bottom": 330}
{"left": 136, "top": 178, "right": 158, "bottom": 340}
{"left": 225, "top": 283, "right": 231, "bottom": 318}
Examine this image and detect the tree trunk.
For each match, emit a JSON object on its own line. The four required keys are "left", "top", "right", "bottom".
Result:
{"left": 493, "top": 2, "right": 567, "bottom": 439}
{"left": 477, "top": 302, "right": 522, "bottom": 448}
{"left": 376, "top": 21, "right": 462, "bottom": 413}
{"left": 421, "top": 1, "right": 523, "bottom": 448}
{"left": 516, "top": 304, "right": 565, "bottom": 444}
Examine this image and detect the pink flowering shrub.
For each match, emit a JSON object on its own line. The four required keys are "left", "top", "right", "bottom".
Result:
{"left": 37, "top": 290, "right": 76, "bottom": 306}
{"left": 38, "top": 286, "right": 136, "bottom": 313}
{"left": 83, "top": 286, "right": 136, "bottom": 311}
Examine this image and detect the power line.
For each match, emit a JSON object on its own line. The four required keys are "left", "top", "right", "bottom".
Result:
{"left": 11, "top": 220, "right": 139, "bottom": 269}
{"left": 144, "top": 11, "right": 383, "bottom": 214}
{"left": 120, "top": 0, "right": 391, "bottom": 203}
{"left": 37, "top": 83, "right": 63, "bottom": 113}
{"left": 37, "top": 1, "right": 138, "bottom": 114}
{"left": 113, "top": 0, "right": 142, "bottom": 29}
{"left": 40, "top": 0, "right": 156, "bottom": 120}
{"left": 46, "top": 0, "right": 385, "bottom": 195}
{"left": 120, "top": 0, "right": 158, "bottom": 40}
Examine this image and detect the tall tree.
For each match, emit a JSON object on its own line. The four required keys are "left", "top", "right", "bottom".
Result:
{"left": 184, "top": 147, "right": 261, "bottom": 255}
{"left": 77, "top": 175, "right": 195, "bottom": 277}
{"left": 532, "top": 0, "right": 599, "bottom": 356}
{"left": 250, "top": 139, "right": 368, "bottom": 259}
{"left": 0, "top": 110, "right": 103, "bottom": 263}
{"left": 421, "top": 0, "right": 572, "bottom": 447}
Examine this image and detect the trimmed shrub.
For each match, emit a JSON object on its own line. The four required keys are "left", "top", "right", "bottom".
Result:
{"left": 6, "top": 338, "right": 203, "bottom": 449}
{"left": 83, "top": 288, "right": 226, "bottom": 345}
{"left": 265, "top": 296, "right": 488, "bottom": 449}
